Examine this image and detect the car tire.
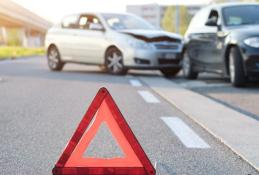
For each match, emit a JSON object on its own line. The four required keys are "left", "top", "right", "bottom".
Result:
{"left": 105, "top": 47, "right": 127, "bottom": 75}
{"left": 182, "top": 50, "right": 198, "bottom": 79}
{"left": 47, "top": 46, "right": 64, "bottom": 71}
{"left": 160, "top": 68, "right": 181, "bottom": 77}
{"left": 229, "top": 47, "right": 246, "bottom": 87}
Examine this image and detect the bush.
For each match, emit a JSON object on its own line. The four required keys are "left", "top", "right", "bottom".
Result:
{"left": 0, "top": 46, "right": 45, "bottom": 59}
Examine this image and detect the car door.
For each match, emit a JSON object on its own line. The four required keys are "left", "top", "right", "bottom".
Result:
{"left": 199, "top": 9, "right": 224, "bottom": 72}
{"left": 58, "top": 14, "right": 79, "bottom": 61}
{"left": 72, "top": 14, "right": 107, "bottom": 64}
{"left": 186, "top": 7, "right": 211, "bottom": 68}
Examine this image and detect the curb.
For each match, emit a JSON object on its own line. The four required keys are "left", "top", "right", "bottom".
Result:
{"left": 140, "top": 76, "right": 259, "bottom": 172}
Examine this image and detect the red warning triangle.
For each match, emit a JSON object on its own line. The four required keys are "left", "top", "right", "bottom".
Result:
{"left": 52, "top": 87, "right": 156, "bottom": 175}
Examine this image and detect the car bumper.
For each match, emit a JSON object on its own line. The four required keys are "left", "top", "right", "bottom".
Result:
{"left": 241, "top": 45, "right": 259, "bottom": 76}
{"left": 123, "top": 48, "right": 182, "bottom": 70}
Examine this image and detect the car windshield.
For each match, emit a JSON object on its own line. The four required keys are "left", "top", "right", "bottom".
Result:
{"left": 223, "top": 5, "right": 259, "bottom": 26}
{"left": 101, "top": 13, "right": 156, "bottom": 30}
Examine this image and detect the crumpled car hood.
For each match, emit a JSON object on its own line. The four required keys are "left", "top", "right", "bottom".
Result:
{"left": 119, "top": 29, "right": 183, "bottom": 43}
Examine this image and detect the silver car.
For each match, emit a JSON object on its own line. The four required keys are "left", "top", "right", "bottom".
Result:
{"left": 45, "top": 13, "right": 183, "bottom": 76}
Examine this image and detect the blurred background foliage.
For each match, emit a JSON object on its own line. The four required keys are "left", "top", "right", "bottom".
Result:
{"left": 6, "top": 28, "right": 21, "bottom": 46}
{"left": 0, "top": 29, "right": 45, "bottom": 59}
{"left": 0, "top": 47, "right": 45, "bottom": 59}
{"left": 162, "top": 6, "right": 192, "bottom": 35}
{"left": 161, "top": 6, "right": 175, "bottom": 33}
{"left": 161, "top": 0, "right": 259, "bottom": 35}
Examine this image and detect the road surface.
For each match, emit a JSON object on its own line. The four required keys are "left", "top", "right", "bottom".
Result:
{"left": 0, "top": 57, "right": 258, "bottom": 175}
{"left": 171, "top": 73, "right": 259, "bottom": 121}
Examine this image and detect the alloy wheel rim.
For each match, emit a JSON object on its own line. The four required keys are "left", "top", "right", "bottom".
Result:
{"left": 48, "top": 49, "right": 59, "bottom": 68}
{"left": 107, "top": 52, "right": 123, "bottom": 73}
{"left": 229, "top": 53, "right": 235, "bottom": 82}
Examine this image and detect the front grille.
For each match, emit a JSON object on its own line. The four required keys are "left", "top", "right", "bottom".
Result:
{"left": 154, "top": 44, "right": 179, "bottom": 50}
{"left": 154, "top": 42, "right": 179, "bottom": 50}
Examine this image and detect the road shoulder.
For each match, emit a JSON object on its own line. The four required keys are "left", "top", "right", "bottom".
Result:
{"left": 140, "top": 76, "right": 259, "bottom": 172}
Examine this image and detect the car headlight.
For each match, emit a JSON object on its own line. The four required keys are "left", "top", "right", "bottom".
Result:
{"left": 127, "top": 40, "right": 153, "bottom": 49}
{"left": 244, "top": 37, "right": 259, "bottom": 48}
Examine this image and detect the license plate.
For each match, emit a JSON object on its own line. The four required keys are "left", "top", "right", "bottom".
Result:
{"left": 163, "top": 53, "right": 176, "bottom": 59}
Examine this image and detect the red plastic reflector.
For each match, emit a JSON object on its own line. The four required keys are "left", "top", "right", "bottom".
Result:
{"left": 52, "top": 87, "right": 155, "bottom": 175}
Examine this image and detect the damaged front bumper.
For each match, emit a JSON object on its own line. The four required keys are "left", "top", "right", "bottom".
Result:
{"left": 123, "top": 43, "right": 183, "bottom": 70}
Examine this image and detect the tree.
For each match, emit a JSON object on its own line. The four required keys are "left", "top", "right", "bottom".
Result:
{"left": 161, "top": 6, "right": 176, "bottom": 33}
{"left": 179, "top": 6, "right": 192, "bottom": 35}
{"left": 7, "top": 28, "right": 21, "bottom": 46}
{"left": 162, "top": 6, "right": 193, "bottom": 35}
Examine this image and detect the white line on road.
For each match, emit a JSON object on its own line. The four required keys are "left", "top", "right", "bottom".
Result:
{"left": 161, "top": 117, "right": 210, "bottom": 148}
{"left": 129, "top": 79, "right": 143, "bottom": 87}
{"left": 138, "top": 90, "right": 160, "bottom": 103}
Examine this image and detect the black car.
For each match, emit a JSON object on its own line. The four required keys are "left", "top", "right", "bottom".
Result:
{"left": 183, "top": 3, "right": 259, "bottom": 87}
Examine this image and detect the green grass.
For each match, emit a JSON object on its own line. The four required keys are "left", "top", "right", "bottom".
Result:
{"left": 0, "top": 46, "right": 45, "bottom": 60}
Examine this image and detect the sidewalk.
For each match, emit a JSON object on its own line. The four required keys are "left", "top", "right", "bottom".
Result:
{"left": 140, "top": 76, "right": 259, "bottom": 171}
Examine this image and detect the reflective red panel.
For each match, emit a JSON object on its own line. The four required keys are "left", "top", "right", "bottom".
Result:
{"left": 52, "top": 87, "right": 155, "bottom": 175}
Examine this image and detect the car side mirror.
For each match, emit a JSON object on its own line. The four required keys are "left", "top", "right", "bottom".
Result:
{"left": 89, "top": 23, "right": 105, "bottom": 31}
{"left": 205, "top": 18, "right": 217, "bottom": 27}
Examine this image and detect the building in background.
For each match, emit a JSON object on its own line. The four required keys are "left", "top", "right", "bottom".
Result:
{"left": 127, "top": 0, "right": 259, "bottom": 35}
{"left": 127, "top": 4, "right": 202, "bottom": 35}
{"left": 0, "top": 0, "right": 52, "bottom": 47}
{"left": 127, "top": 4, "right": 162, "bottom": 28}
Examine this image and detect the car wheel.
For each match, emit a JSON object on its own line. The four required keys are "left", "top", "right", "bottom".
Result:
{"left": 160, "top": 68, "right": 181, "bottom": 77}
{"left": 47, "top": 46, "right": 64, "bottom": 71}
{"left": 105, "top": 47, "right": 127, "bottom": 75}
{"left": 229, "top": 47, "right": 246, "bottom": 87}
{"left": 183, "top": 51, "right": 198, "bottom": 79}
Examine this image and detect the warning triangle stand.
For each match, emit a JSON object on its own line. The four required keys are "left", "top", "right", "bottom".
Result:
{"left": 52, "top": 87, "right": 156, "bottom": 175}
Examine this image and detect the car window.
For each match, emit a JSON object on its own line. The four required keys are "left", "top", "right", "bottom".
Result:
{"left": 207, "top": 9, "right": 219, "bottom": 25}
{"left": 62, "top": 15, "right": 78, "bottom": 29}
{"left": 102, "top": 13, "right": 155, "bottom": 30}
{"left": 222, "top": 5, "right": 259, "bottom": 26}
{"left": 78, "top": 15, "right": 102, "bottom": 30}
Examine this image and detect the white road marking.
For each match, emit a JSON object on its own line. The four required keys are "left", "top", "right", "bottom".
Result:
{"left": 161, "top": 117, "right": 210, "bottom": 148}
{"left": 129, "top": 79, "right": 142, "bottom": 87}
{"left": 138, "top": 90, "right": 160, "bottom": 103}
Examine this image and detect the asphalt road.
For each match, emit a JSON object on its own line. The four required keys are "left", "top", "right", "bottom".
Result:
{"left": 171, "top": 72, "right": 259, "bottom": 121}
{"left": 0, "top": 57, "right": 258, "bottom": 175}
